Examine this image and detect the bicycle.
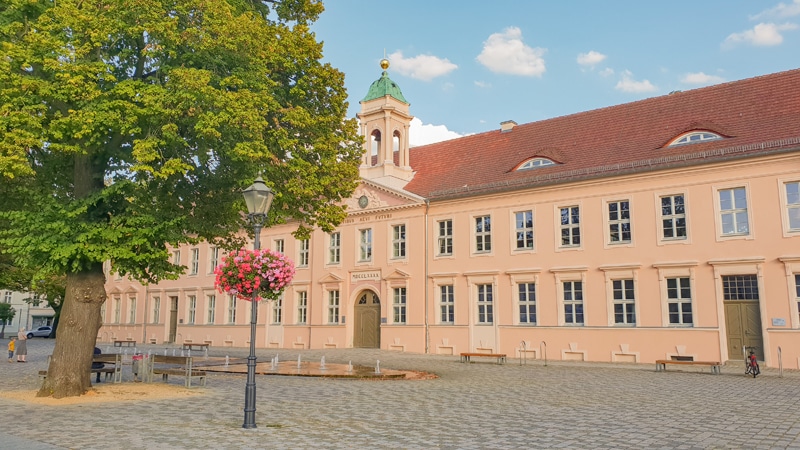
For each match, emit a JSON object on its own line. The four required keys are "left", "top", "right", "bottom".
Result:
{"left": 745, "top": 350, "right": 760, "bottom": 378}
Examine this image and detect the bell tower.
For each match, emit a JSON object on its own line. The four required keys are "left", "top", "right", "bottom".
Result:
{"left": 357, "top": 59, "right": 414, "bottom": 189}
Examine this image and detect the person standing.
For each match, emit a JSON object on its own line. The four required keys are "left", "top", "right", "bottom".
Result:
{"left": 7, "top": 337, "right": 14, "bottom": 362}
{"left": 15, "top": 328, "right": 27, "bottom": 362}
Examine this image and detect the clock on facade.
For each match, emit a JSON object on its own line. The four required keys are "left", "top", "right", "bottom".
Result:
{"left": 358, "top": 195, "right": 369, "bottom": 209}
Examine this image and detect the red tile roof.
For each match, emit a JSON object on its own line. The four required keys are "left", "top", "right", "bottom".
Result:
{"left": 404, "top": 68, "right": 800, "bottom": 200}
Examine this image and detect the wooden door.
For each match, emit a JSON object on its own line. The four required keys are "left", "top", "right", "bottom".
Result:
{"left": 168, "top": 296, "right": 178, "bottom": 343}
{"left": 724, "top": 301, "right": 763, "bottom": 360}
{"left": 354, "top": 291, "right": 380, "bottom": 348}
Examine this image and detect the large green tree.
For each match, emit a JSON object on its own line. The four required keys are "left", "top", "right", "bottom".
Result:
{"left": 0, "top": 0, "right": 361, "bottom": 398}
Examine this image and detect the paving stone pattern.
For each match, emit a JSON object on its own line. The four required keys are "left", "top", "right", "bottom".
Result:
{"left": 1, "top": 339, "right": 798, "bottom": 449}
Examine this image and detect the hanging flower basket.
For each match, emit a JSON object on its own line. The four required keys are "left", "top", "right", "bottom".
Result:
{"left": 214, "top": 248, "right": 295, "bottom": 301}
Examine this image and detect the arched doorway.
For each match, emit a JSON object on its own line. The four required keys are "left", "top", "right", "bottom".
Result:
{"left": 354, "top": 291, "right": 380, "bottom": 348}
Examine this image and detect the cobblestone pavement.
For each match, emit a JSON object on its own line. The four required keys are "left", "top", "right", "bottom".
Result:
{"left": 1, "top": 339, "right": 799, "bottom": 449}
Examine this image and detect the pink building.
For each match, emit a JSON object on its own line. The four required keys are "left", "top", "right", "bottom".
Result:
{"left": 102, "top": 65, "right": 800, "bottom": 369}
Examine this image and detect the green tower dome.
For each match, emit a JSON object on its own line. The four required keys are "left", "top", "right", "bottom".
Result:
{"left": 362, "top": 65, "right": 408, "bottom": 104}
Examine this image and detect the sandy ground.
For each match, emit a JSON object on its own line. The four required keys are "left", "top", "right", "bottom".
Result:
{"left": 0, "top": 382, "right": 203, "bottom": 406}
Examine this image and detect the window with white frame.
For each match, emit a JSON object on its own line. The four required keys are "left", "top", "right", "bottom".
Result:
{"left": 190, "top": 248, "right": 199, "bottom": 275}
{"left": 187, "top": 295, "right": 196, "bottom": 324}
{"left": 392, "top": 225, "right": 406, "bottom": 258}
{"left": 272, "top": 297, "right": 282, "bottom": 324}
{"left": 297, "top": 291, "right": 307, "bottom": 324}
{"left": 667, "top": 277, "right": 692, "bottom": 326}
{"left": 518, "top": 283, "right": 536, "bottom": 324}
{"left": 274, "top": 239, "right": 285, "bottom": 254}
{"left": 668, "top": 131, "right": 722, "bottom": 147}
{"left": 440, "top": 285, "right": 454, "bottom": 324}
{"left": 298, "top": 239, "right": 309, "bottom": 267}
{"left": 3, "top": 291, "right": 11, "bottom": 303}
{"left": 227, "top": 295, "right": 237, "bottom": 324}
{"left": 719, "top": 187, "right": 749, "bottom": 235}
{"left": 437, "top": 220, "right": 453, "bottom": 256}
{"left": 560, "top": 206, "right": 581, "bottom": 247}
{"left": 100, "top": 302, "right": 106, "bottom": 323}
{"left": 722, "top": 275, "right": 759, "bottom": 300}
{"left": 207, "top": 294, "right": 216, "bottom": 324}
{"left": 328, "top": 290, "right": 340, "bottom": 324}
{"left": 114, "top": 297, "right": 121, "bottom": 323}
{"left": 209, "top": 247, "right": 219, "bottom": 273}
{"left": 563, "top": 281, "right": 584, "bottom": 325}
{"left": 329, "top": 232, "right": 341, "bottom": 264}
{"left": 359, "top": 229, "right": 372, "bottom": 262}
{"left": 476, "top": 284, "right": 493, "bottom": 324}
{"left": 152, "top": 296, "right": 160, "bottom": 323}
{"left": 515, "top": 210, "right": 534, "bottom": 250}
{"left": 393, "top": 287, "right": 407, "bottom": 323}
{"left": 608, "top": 201, "right": 631, "bottom": 243}
{"left": 786, "top": 181, "right": 800, "bottom": 231}
{"left": 661, "top": 194, "right": 687, "bottom": 240}
{"left": 612, "top": 280, "right": 636, "bottom": 325}
{"left": 518, "top": 157, "right": 555, "bottom": 170}
{"left": 172, "top": 250, "right": 181, "bottom": 265}
{"left": 128, "top": 296, "right": 136, "bottom": 324}
{"left": 475, "top": 215, "right": 492, "bottom": 253}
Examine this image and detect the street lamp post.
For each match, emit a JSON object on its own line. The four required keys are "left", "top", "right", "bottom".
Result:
{"left": 241, "top": 176, "right": 274, "bottom": 429}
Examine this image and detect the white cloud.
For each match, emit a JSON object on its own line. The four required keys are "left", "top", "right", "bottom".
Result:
{"left": 387, "top": 51, "right": 458, "bottom": 81}
{"left": 476, "top": 27, "right": 546, "bottom": 77}
{"left": 724, "top": 22, "right": 798, "bottom": 46}
{"left": 474, "top": 80, "right": 491, "bottom": 88}
{"left": 750, "top": 0, "right": 800, "bottom": 20}
{"left": 409, "top": 117, "right": 464, "bottom": 147}
{"left": 681, "top": 72, "right": 726, "bottom": 85}
{"left": 576, "top": 50, "right": 607, "bottom": 67}
{"left": 599, "top": 68, "right": 615, "bottom": 77}
{"left": 615, "top": 70, "right": 657, "bottom": 93}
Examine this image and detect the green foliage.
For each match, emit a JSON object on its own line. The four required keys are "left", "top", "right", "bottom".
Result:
{"left": 0, "top": 0, "right": 361, "bottom": 284}
{"left": 0, "top": 302, "right": 15, "bottom": 323}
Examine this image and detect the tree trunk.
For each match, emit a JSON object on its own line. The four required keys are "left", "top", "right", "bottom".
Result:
{"left": 37, "top": 265, "right": 106, "bottom": 398}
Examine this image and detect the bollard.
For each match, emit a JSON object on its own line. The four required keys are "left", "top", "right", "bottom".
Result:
{"left": 778, "top": 346, "right": 783, "bottom": 378}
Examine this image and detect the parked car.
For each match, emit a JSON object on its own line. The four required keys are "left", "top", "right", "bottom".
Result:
{"left": 27, "top": 326, "right": 52, "bottom": 338}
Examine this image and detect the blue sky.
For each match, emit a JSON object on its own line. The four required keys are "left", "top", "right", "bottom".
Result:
{"left": 311, "top": 1, "right": 800, "bottom": 146}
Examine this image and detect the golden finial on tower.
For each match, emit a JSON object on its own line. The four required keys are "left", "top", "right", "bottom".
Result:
{"left": 380, "top": 58, "right": 390, "bottom": 70}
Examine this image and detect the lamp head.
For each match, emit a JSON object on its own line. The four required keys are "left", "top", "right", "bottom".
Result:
{"left": 242, "top": 176, "right": 274, "bottom": 216}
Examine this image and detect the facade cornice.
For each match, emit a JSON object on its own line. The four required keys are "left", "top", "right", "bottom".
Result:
{"left": 652, "top": 261, "right": 700, "bottom": 268}
{"left": 708, "top": 257, "right": 766, "bottom": 266}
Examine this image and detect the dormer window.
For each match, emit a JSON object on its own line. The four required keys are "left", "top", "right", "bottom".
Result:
{"left": 668, "top": 131, "right": 722, "bottom": 147}
{"left": 517, "top": 157, "right": 556, "bottom": 171}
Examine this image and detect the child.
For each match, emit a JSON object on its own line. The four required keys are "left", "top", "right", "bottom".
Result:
{"left": 7, "top": 337, "right": 15, "bottom": 362}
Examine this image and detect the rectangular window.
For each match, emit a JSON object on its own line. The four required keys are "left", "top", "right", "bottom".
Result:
{"left": 329, "top": 232, "right": 341, "bottom": 264}
{"left": 209, "top": 247, "right": 219, "bottom": 273}
{"left": 187, "top": 295, "right": 196, "bottom": 324}
{"left": 440, "top": 285, "right": 454, "bottom": 324}
{"left": 719, "top": 187, "right": 749, "bottom": 235}
{"left": 608, "top": 201, "right": 631, "bottom": 243}
{"left": 722, "top": 275, "right": 759, "bottom": 300}
{"left": 272, "top": 297, "right": 282, "bottom": 324}
{"left": 297, "top": 292, "right": 307, "bottom": 324}
{"left": 564, "top": 281, "right": 584, "bottom": 325}
{"left": 392, "top": 225, "right": 406, "bottom": 258}
{"left": 298, "top": 239, "right": 309, "bottom": 267}
{"left": 795, "top": 274, "right": 800, "bottom": 323}
{"left": 359, "top": 229, "right": 372, "bottom": 262}
{"left": 100, "top": 302, "right": 107, "bottom": 323}
{"left": 190, "top": 248, "right": 199, "bottom": 275}
{"left": 328, "top": 290, "right": 340, "bottom": 324}
{"left": 437, "top": 220, "right": 453, "bottom": 256}
{"left": 477, "top": 284, "right": 493, "bottom": 324}
{"left": 126, "top": 297, "right": 135, "bottom": 324}
{"left": 518, "top": 283, "right": 536, "bottom": 324}
{"left": 393, "top": 287, "right": 407, "bottom": 323}
{"left": 667, "top": 277, "right": 692, "bottom": 325}
{"left": 114, "top": 297, "right": 121, "bottom": 324}
{"left": 207, "top": 295, "right": 216, "bottom": 324}
{"left": 560, "top": 206, "right": 581, "bottom": 247}
{"left": 661, "top": 195, "right": 687, "bottom": 239}
{"left": 786, "top": 182, "right": 800, "bottom": 231}
{"left": 612, "top": 280, "right": 636, "bottom": 325}
{"left": 475, "top": 215, "right": 492, "bottom": 253}
{"left": 3, "top": 291, "right": 11, "bottom": 303}
{"left": 152, "top": 297, "right": 160, "bottom": 324}
{"left": 274, "top": 239, "right": 285, "bottom": 254}
{"left": 172, "top": 250, "right": 181, "bottom": 265}
{"left": 228, "top": 296, "right": 237, "bottom": 324}
{"left": 515, "top": 211, "right": 534, "bottom": 250}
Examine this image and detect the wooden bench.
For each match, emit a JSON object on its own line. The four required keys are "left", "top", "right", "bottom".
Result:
{"left": 655, "top": 359, "right": 721, "bottom": 375}
{"left": 146, "top": 355, "right": 206, "bottom": 388}
{"left": 39, "top": 354, "right": 122, "bottom": 383}
{"left": 181, "top": 342, "right": 209, "bottom": 352}
{"left": 460, "top": 352, "right": 507, "bottom": 364}
{"left": 113, "top": 339, "right": 136, "bottom": 347}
